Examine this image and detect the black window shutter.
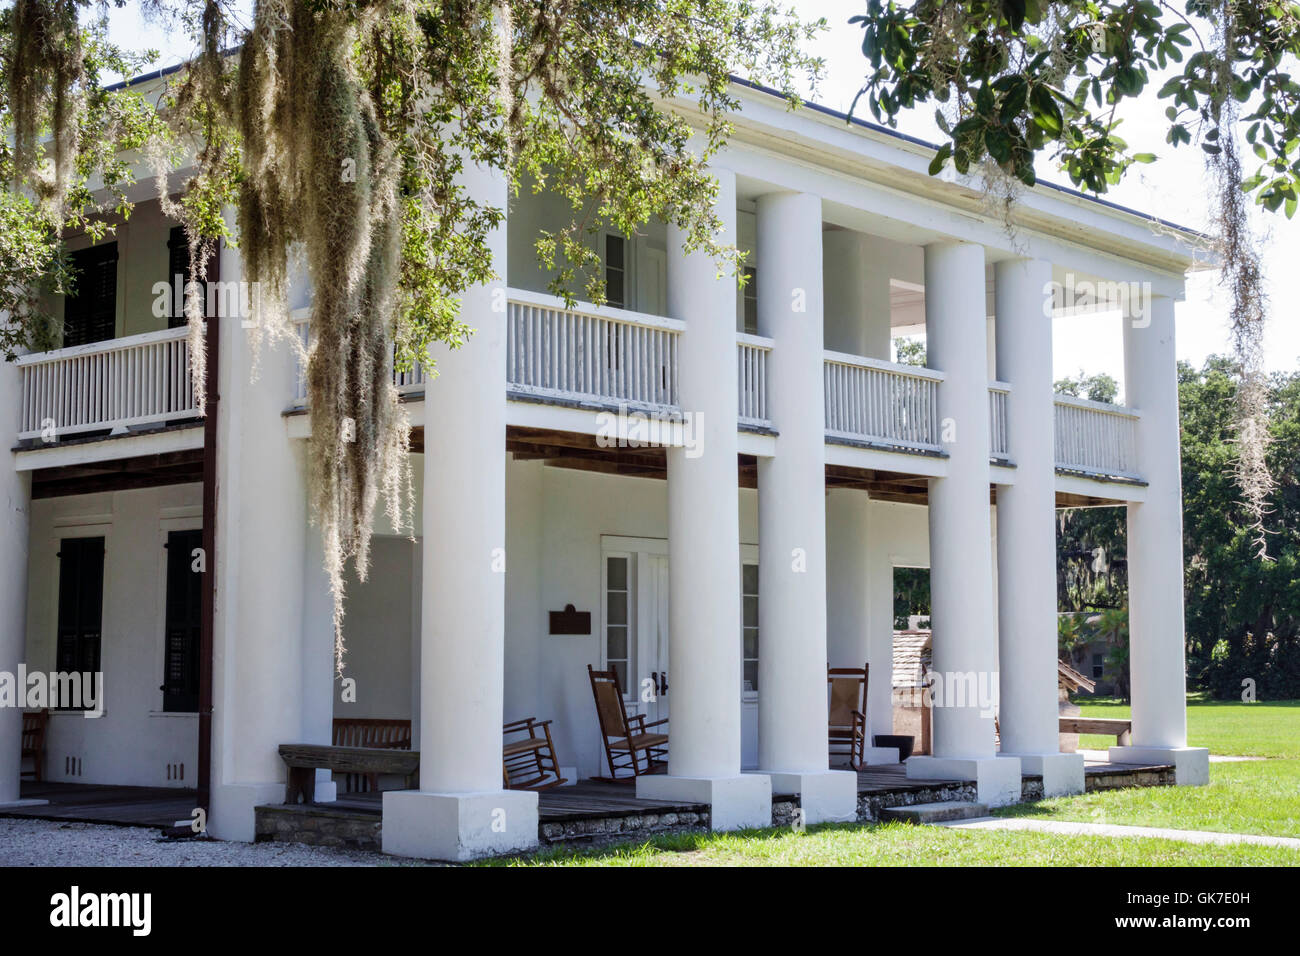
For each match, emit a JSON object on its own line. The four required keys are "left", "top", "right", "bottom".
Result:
{"left": 63, "top": 244, "right": 118, "bottom": 347}
{"left": 55, "top": 537, "right": 105, "bottom": 709}
{"left": 163, "top": 529, "right": 203, "bottom": 712}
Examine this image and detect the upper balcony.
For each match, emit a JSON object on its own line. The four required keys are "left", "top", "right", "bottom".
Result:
{"left": 15, "top": 288, "right": 1142, "bottom": 492}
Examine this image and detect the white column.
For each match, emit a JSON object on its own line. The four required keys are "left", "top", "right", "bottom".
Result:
{"left": 822, "top": 232, "right": 892, "bottom": 359}
{"left": 1114, "top": 294, "right": 1208, "bottom": 783}
{"left": 826, "top": 489, "right": 900, "bottom": 765}
{"left": 635, "top": 168, "right": 771, "bottom": 829}
{"left": 383, "top": 156, "right": 538, "bottom": 859}
{"left": 208, "top": 212, "right": 312, "bottom": 840}
{"left": 0, "top": 351, "right": 34, "bottom": 808}
{"left": 753, "top": 192, "right": 855, "bottom": 822}
{"left": 994, "top": 257, "right": 1083, "bottom": 796}
{"left": 906, "top": 241, "right": 1021, "bottom": 806}
{"left": 300, "top": 524, "right": 337, "bottom": 802}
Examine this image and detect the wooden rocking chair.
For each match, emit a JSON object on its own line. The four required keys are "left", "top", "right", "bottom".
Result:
{"left": 587, "top": 665, "right": 668, "bottom": 781}
{"left": 828, "top": 663, "right": 869, "bottom": 770}
{"left": 21, "top": 709, "right": 48, "bottom": 782}
{"left": 503, "top": 717, "right": 568, "bottom": 791}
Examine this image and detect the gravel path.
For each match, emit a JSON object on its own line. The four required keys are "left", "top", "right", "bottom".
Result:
{"left": 0, "top": 817, "right": 443, "bottom": 867}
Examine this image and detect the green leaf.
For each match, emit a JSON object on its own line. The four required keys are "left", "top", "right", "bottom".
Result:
{"left": 928, "top": 143, "right": 952, "bottom": 176}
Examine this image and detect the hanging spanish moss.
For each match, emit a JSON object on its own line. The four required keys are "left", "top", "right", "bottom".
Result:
{"left": 7, "top": 0, "right": 84, "bottom": 219}
{"left": 236, "top": 0, "right": 412, "bottom": 674}
{"left": 1206, "top": 0, "right": 1275, "bottom": 558}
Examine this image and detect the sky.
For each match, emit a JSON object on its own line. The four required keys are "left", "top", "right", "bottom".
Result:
{"left": 105, "top": 1, "right": 1300, "bottom": 389}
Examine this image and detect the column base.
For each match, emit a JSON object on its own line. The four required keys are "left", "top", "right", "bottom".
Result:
{"left": 636, "top": 773, "right": 772, "bottom": 831}
{"left": 762, "top": 769, "right": 858, "bottom": 824}
{"left": 313, "top": 769, "right": 337, "bottom": 804}
{"left": 1109, "top": 745, "right": 1209, "bottom": 786}
{"left": 863, "top": 746, "right": 901, "bottom": 765}
{"left": 382, "top": 789, "right": 539, "bottom": 862}
{"left": 209, "top": 782, "right": 286, "bottom": 842}
{"left": 0, "top": 798, "right": 49, "bottom": 810}
{"left": 906, "top": 755, "right": 1022, "bottom": 807}
{"left": 1005, "top": 751, "right": 1085, "bottom": 797}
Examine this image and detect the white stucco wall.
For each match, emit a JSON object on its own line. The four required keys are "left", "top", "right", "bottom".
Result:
{"left": 24, "top": 483, "right": 202, "bottom": 787}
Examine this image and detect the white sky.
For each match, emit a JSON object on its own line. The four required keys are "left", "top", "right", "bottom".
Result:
{"left": 106, "top": 1, "right": 1300, "bottom": 386}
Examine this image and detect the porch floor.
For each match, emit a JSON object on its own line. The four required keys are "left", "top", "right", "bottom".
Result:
{"left": 6, "top": 781, "right": 198, "bottom": 829}
{"left": 5, "top": 758, "right": 1175, "bottom": 836}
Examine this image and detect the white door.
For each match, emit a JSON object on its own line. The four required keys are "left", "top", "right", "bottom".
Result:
{"left": 636, "top": 554, "right": 671, "bottom": 726}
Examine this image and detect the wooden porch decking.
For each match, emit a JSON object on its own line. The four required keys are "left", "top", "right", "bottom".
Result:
{"left": 4, "top": 759, "right": 1174, "bottom": 834}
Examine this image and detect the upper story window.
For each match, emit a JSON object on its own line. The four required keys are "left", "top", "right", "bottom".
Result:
{"left": 604, "top": 234, "right": 626, "bottom": 309}
{"left": 63, "top": 243, "right": 118, "bottom": 347}
{"left": 166, "top": 226, "right": 215, "bottom": 328}
{"left": 742, "top": 266, "right": 758, "bottom": 334}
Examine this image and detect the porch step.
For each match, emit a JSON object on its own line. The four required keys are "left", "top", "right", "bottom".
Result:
{"left": 879, "top": 800, "right": 989, "bottom": 824}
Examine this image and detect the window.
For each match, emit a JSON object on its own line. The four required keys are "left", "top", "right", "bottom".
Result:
{"left": 56, "top": 536, "right": 105, "bottom": 709}
{"left": 605, "top": 555, "right": 632, "bottom": 694}
{"left": 166, "top": 226, "right": 214, "bottom": 328}
{"left": 63, "top": 243, "right": 118, "bottom": 347}
{"left": 742, "top": 266, "right": 758, "bottom": 335}
{"left": 1092, "top": 652, "right": 1105, "bottom": 681}
{"left": 604, "top": 234, "right": 626, "bottom": 309}
{"left": 163, "top": 529, "right": 203, "bottom": 712}
{"left": 742, "top": 562, "right": 759, "bottom": 693}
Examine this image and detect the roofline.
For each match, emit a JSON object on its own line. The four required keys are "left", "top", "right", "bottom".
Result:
{"left": 728, "top": 75, "right": 1211, "bottom": 243}
{"left": 102, "top": 51, "right": 1210, "bottom": 246}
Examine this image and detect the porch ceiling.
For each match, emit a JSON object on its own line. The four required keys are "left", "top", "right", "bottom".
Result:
{"left": 29, "top": 448, "right": 205, "bottom": 499}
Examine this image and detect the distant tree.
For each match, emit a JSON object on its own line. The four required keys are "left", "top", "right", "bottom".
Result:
{"left": 894, "top": 335, "right": 927, "bottom": 366}
{"left": 1055, "top": 370, "right": 1120, "bottom": 404}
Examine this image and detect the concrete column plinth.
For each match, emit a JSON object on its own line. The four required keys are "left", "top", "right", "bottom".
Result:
{"left": 1109, "top": 746, "right": 1209, "bottom": 785}
{"left": 637, "top": 773, "right": 772, "bottom": 831}
{"left": 1007, "top": 751, "right": 1085, "bottom": 797}
{"left": 906, "top": 754, "right": 1023, "bottom": 807}
{"left": 383, "top": 789, "right": 539, "bottom": 861}
{"left": 762, "top": 769, "right": 858, "bottom": 824}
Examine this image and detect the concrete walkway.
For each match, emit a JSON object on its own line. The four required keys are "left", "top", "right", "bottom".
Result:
{"left": 943, "top": 816, "right": 1300, "bottom": 848}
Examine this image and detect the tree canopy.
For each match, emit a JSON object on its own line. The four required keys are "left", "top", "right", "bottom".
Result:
{"left": 1, "top": 0, "right": 823, "bottom": 669}
{"left": 851, "top": 0, "right": 1297, "bottom": 555}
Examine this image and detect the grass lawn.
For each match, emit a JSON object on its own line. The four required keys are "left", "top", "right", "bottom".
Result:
{"left": 997, "top": 695, "right": 1300, "bottom": 839}
{"left": 486, "top": 821, "right": 1300, "bottom": 867}
{"left": 1074, "top": 694, "right": 1299, "bottom": 757}
{"left": 487, "top": 696, "right": 1300, "bottom": 866}
{"left": 995, "top": 758, "right": 1300, "bottom": 838}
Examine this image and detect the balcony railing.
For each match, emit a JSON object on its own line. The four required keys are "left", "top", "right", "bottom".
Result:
{"left": 737, "top": 333, "right": 772, "bottom": 428}
{"left": 824, "top": 351, "right": 945, "bottom": 452}
{"left": 15, "top": 327, "right": 198, "bottom": 441}
{"left": 506, "top": 291, "right": 681, "bottom": 413}
{"left": 988, "top": 382, "right": 1011, "bottom": 461}
{"left": 1054, "top": 395, "right": 1141, "bottom": 480}
{"left": 292, "top": 311, "right": 426, "bottom": 403}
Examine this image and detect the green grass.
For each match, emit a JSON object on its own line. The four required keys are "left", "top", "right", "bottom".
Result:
{"left": 483, "top": 820, "right": 1300, "bottom": 867}
{"left": 995, "top": 758, "right": 1300, "bottom": 838}
{"left": 1073, "top": 694, "right": 1300, "bottom": 757}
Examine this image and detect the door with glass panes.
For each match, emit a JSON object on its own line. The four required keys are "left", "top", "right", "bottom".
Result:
{"left": 601, "top": 537, "right": 760, "bottom": 766}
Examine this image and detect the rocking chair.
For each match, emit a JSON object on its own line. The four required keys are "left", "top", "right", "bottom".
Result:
{"left": 828, "top": 663, "right": 869, "bottom": 770}
{"left": 587, "top": 665, "right": 668, "bottom": 781}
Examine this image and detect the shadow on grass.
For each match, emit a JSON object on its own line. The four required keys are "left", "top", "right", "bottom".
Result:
{"left": 475, "top": 819, "right": 894, "bottom": 867}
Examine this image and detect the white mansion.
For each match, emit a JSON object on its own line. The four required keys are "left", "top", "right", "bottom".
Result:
{"left": 0, "top": 72, "right": 1209, "bottom": 860}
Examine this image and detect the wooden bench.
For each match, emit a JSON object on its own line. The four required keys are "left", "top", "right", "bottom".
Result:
{"left": 279, "top": 744, "right": 420, "bottom": 804}
{"left": 502, "top": 717, "right": 567, "bottom": 791}
{"left": 1059, "top": 716, "right": 1132, "bottom": 747}
{"left": 332, "top": 718, "right": 412, "bottom": 792}
{"left": 21, "top": 709, "right": 49, "bottom": 782}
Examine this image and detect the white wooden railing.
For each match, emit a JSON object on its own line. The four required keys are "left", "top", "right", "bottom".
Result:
{"left": 823, "top": 352, "right": 945, "bottom": 451}
{"left": 16, "top": 327, "right": 198, "bottom": 441}
{"left": 737, "top": 333, "right": 773, "bottom": 427}
{"left": 506, "top": 290, "right": 681, "bottom": 412}
{"left": 1054, "top": 395, "right": 1141, "bottom": 479}
{"left": 292, "top": 311, "right": 426, "bottom": 403}
{"left": 988, "top": 382, "right": 1011, "bottom": 461}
